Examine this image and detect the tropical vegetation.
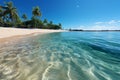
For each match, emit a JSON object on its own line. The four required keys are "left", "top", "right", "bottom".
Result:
{"left": 0, "top": 1, "right": 62, "bottom": 29}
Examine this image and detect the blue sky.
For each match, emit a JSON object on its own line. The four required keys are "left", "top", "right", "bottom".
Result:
{"left": 1, "top": 0, "right": 120, "bottom": 30}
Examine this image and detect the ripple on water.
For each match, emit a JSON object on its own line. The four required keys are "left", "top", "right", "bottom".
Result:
{"left": 0, "top": 32, "right": 120, "bottom": 80}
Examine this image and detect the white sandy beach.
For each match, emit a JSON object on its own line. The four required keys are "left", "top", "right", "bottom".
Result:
{"left": 0, "top": 27, "right": 65, "bottom": 39}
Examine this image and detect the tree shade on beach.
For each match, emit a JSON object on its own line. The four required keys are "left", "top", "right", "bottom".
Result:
{"left": 0, "top": 1, "right": 62, "bottom": 29}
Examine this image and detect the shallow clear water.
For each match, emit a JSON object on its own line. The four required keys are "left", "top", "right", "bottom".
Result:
{"left": 0, "top": 32, "right": 120, "bottom": 80}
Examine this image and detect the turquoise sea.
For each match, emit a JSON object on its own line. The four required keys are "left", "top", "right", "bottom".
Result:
{"left": 0, "top": 32, "right": 120, "bottom": 80}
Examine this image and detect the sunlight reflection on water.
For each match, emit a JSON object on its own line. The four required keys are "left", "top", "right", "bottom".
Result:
{"left": 0, "top": 32, "right": 120, "bottom": 80}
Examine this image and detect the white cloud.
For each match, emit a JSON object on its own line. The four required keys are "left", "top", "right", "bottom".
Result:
{"left": 95, "top": 20, "right": 120, "bottom": 25}
{"left": 77, "top": 20, "right": 120, "bottom": 30}
{"left": 117, "top": 20, "right": 120, "bottom": 23}
{"left": 78, "top": 25, "right": 120, "bottom": 30}
{"left": 108, "top": 20, "right": 116, "bottom": 24}
{"left": 86, "top": 25, "right": 120, "bottom": 30}
{"left": 95, "top": 22, "right": 103, "bottom": 25}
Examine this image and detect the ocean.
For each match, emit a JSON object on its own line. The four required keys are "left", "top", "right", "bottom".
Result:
{"left": 0, "top": 32, "right": 120, "bottom": 80}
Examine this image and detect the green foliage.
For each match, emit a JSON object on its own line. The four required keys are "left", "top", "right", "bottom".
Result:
{"left": 31, "top": 17, "right": 43, "bottom": 28}
{"left": 47, "top": 24, "right": 61, "bottom": 29}
{"left": 0, "top": 8, "right": 3, "bottom": 26}
{"left": 43, "top": 19, "right": 48, "bottom": 24}
{"left": 32, "top": 6, "right": 41, "bottom": 18}
{"left": 50, "top": 21, "right": 53, "bottom": 25}
{"left": 0, "top": 1, "right": 21, "bottom": 27}
{"left": 0, "top": 1, "right": 62, "bottom": 29}
{"left": 22, "top": 14, "right": 27, "bottom": 21}
{"left": 6, "top": 2, "right": 20, "bottom": 24}
{"left": 58, "top": 23, "right": 62, "bottom": 27}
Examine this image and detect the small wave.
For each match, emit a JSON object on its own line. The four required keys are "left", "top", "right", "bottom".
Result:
{"left": 67, "top": 65, "right": 72, "bottom": 80}
{"left": 42, "top": 63, "right": 54, "bottom": 80}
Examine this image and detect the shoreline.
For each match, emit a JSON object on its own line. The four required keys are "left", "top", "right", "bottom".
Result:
{"left": 0, "top": 27, "right": 65, "bottom": 42}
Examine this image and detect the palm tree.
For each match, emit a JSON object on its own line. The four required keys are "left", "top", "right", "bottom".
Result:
{"left": 0, "top": 8, "right": 3, "bottom": 25}
{"left": 32, "top": 6, "right": 41, "bottom": 18}
{"left": 22, "top": 14, "right": 27, "bottom": 21}
{"left": 0, "top": 6, "right": 3, "bottom": 16}
{"left": 50, "top": 21, "right": 53, "bottom": 25}
{"left": 6, "top": 2, "right": 20, "bottom": 24}
{"left": 43, "top": 19, "right": 48, "bottom": 24}
{"left": 32, "top": 6, "right": 42, "bottom": 28}
{"left": 58, "top": 23, "right": 62, "bottom": 29}
{"left": 0, "top": 6, "right": 8, "bottom": 17}
{"left": 0, "top": 1, "right": 20, "bottom": 26}
{"left": 21, "top": 14, "right": 27, "bottom": 27}
{"left": 0, "top": 5, "right": 9, "bottom": 24}
{"left": 0, "top": 8, "right": 3, "bottom": 18}
{"left": 58, "top": 23, "right": 62, "bottom": 27}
